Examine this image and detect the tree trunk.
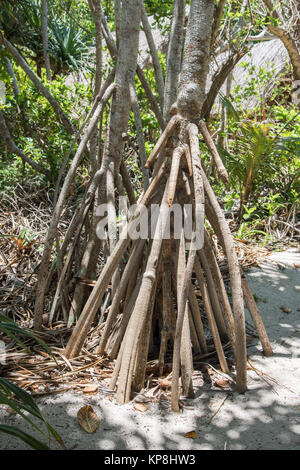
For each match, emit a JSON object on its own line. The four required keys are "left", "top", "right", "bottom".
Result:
{"left": 57, "top": 0, "right": 271, "bottom": 412}
{"left": 163, "top": 0, "right": 186, "bottom": 121}
{"left": 177, "top": 0, "right": 214, "bottom": 120}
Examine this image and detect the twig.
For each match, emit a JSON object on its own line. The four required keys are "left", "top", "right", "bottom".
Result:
{"left": 247, "top": 359, "right": 279, "bottom": 394}
{"left": 277, "top": 220, "right": 300, "bottom": 234}
{"left": 247, "top": 359, "right": 296, "bottom": 394}
{"left": 207, "top": 395, "right": 228, "bottom": 424}
{"left": 198, "top": 362, "right": 236, "bottom": 384}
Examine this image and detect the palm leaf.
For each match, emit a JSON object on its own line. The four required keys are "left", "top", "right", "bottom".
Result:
{"left": 0, "top": 313, "right": 57, "bottom": 363}
{"left": 0, "top": 425, "right": 50, "bottom": 450}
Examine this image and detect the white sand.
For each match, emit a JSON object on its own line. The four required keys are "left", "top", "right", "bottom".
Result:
{"left": 1, "top": 251, "right": 299, "bottom": 450}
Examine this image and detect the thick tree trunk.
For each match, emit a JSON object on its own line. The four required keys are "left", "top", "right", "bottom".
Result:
{"left": 90, "top": 0, "right": 103, "bottom": 97}
{"left": 103, "top": 0, "right": 141, "bottom": 177}
{"left": 177, "top": 0, "right": 215, "bottom": 120}
{"left": 59, "top": 0, "right": 271, "bottom": 413}
{"left": 163, "top": 0, "right": 186, "bottom": 121}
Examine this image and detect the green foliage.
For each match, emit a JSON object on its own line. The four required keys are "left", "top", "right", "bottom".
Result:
{"left": 0, "top": 313, "right": 54, "bottom": 357}
{"left": 144, "top": 0, "right": 174, "bottom": 34}
{"left": 0, "top": 0, "right": 93, "bottom": 76}
{"left": 48, "top": 19, "right": 92, "bottom": 74}
{"left": 0, "top": 376, "right": 64, "bottom": 449}
{"left": 0, "top": 0, "right": 298, "bottom": 246}
{"left": 218, "top": 95, "right": 300, "bottom": 220}
{"left": 0, "top": 60, "right": 94, "bottom": 189}
{"left": 235, "top": 221, "right": 268, "bottom": 241}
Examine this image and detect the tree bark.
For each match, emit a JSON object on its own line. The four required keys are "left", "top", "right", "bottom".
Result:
{"left": 210, "top": 0, "right": 227, "bottom": 52}
{"left": 41, "top": 0, "right": 51, "bottom": 81}
{"left": 262, "top": 0, "right": 300, "bottom": 81}
{"left": 34, "top": 83, "right": 115, "bottom": 329}
{"left": 140, "top": 0, "right": 165, "bottom": 113}
{"left": 163, "top": 0, "right": 186, "bottom": 120}
{"left": 0, "top": 35, "right": 73, "bottom": 133}
{"left": 103, "top": 0, "right": 141, "bottom": 177}
{"left": 177, "top": 0, "right": 215, "bottom": 120}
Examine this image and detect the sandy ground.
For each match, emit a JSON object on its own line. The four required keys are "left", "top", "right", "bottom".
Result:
{"left": 0, "top": 251, "right": 299, "bottom": 451}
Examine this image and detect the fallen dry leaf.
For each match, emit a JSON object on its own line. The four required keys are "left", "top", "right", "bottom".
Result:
{"left": 133, "top": 394, "right": 151, "bottom": 403}
{"left": 133, "top": 402, "right": 148, "bottom": 412}
{"left": 184, "top": 431, "right": 198, "bottom": 439}
{"left": 280, "top": 306, "right": 292, "bottom": 314}
{"left": 77, "top": 405, "right": 100, "bottom": 433}
{"left": 158, "top": 378, "right": 172, "bottom": 389}
{"left": 215, "top": 379, "right": 229, "bottom": 388}
{"left": 82, "top": 384, "right": 98, "bottom": 394}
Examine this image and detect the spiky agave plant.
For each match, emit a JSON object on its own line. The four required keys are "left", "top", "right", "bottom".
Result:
{"left": 0, "top": 0, "right": 43, "bottom": 52}
{"left": 49, "top": 19, "right": 91, "bottom": 75}
{"left": 0, "top": 0, "right": 92, "bottom": 77}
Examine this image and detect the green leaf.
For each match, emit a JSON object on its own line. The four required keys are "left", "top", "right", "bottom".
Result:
{"left": 0, "top": 324, "right": 32, "bottom": 353}
{"left": 0, "top": 425, "right": 50, "bottom": 450}
{"left": 0, "top": 377, "right": 40, "bottom": 414}
{"left": 0, "top": 313, "right": 58, "bottom": 364}
{"left": 0, "top": 378, "right": 64, "bottom": 446}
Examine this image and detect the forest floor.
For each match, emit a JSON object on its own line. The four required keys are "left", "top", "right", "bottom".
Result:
{"left": 0, "top": 249, "right": 299, "bottom": 450}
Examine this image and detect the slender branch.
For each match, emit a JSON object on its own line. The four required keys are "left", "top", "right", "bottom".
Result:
{"left": 188, "top": 123, "right": 205, "bottom": 250}
{"left": 120, "top": 160, "right": 136, "bottom": 206}
{"left": 4, "top": 57, "right": 19, "bottom": 99}
{"left": 163, "top": 0, "right": 186, "bottom": 120}
{"left": 167, "top": 146, "right": 185, "bottom": 206}
{"left": 202, "top": 169, "right": 247, "bottom": 393}
{"left": 194, "top": 256, "right": 229, "bottom": 373}
{"left": 199, "top": 120, "right": 229, "bottom": 184}
{"left": 129, "top": 82, "right": 150, "bottom": 190}
{"left": 0, "top": 35, "right": 74, "bottom": 133}
{"left": 201, "top": 48, "right": 248, "bottom": 120}
{"left": 90, "top": 0, "right": 103, "bottom": 97}
{"left": 34, "top": 83, "right": 116, "bottom": 329}
{"left": 144, "top": 115, "right": 180, "bottom": 168}
{"left": 0, "top": 110, "right": 48, "bottom": 176}
{"left": 54, "top": 68, "right": 115, "bottom": 205}
{"left": 41, "top": 0, "right": 51, "bottom": 81}
{"left": 140, "top": 0, "right": 165, "bottom": 112}
{"left": 211, "top": 0, "right": 227, "bottom": 52}
{"left": 171, "top": 233, "right": 196, "bottom": 412}
{"left": 262, "top": 0, "right": 300, "bottom": 80}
